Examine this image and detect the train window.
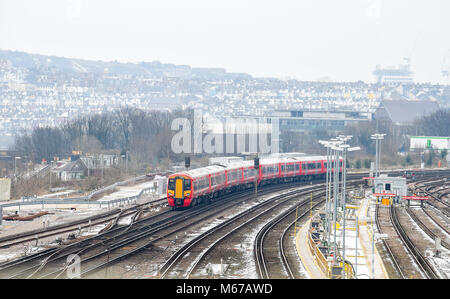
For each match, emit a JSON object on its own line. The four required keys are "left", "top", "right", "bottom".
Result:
{"left": 184, "top": 179, "right": 191, "bottom": 190}
{"left": 385, "top": 183, "right": 391, "bottom": 191}
{"left": 199, "top": 177, "right": 208, "bottom": 189}
{"left": 281, "top": 165, "right": 285, "bottom": 171}
{"left": 228, "top": 171, "right": 234, "bottom": 182}
{"left": 234, "top": 171, "right": 238, "bottom": 181}
{"left": 295, "top": 164, "right": 300, "bottom": 171}
{"left": 168, "top": 179, "right": 175, "bottom": 189}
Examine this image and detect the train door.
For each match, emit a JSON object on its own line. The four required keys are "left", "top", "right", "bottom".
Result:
{"left": 175, "top": 177, "right": 184, "bottom": 199}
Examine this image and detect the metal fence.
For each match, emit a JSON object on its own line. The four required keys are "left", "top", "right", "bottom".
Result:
{"left": 1, "top": 175, "right": 166, "bottom": 210}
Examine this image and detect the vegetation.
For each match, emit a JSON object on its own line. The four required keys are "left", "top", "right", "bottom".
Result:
{"left": 13, "top": 108, "right": 191, "bottom": 170}
{"left": 11, "top": 108, "right": 450, "bottom": 173}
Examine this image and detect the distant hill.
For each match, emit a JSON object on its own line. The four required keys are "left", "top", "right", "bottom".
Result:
{"left": 0, "top": 49, "right": 252, "bottom": 80}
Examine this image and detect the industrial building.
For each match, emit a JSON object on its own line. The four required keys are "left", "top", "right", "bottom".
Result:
{"left": 265, "top": 109, "right": 373, "bottom": 132}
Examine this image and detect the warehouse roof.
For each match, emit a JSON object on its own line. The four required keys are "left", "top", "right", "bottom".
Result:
{"left": 376, "top": 100, "right": 440, "bottom": 125}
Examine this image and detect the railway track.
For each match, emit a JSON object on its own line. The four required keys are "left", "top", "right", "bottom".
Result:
{"left": 389, "top": 205, "right": 440, "bottom": 279}
{"left": 1, "top": 168, "right": 448, "bottom": 279}
{"left": 0, "top": 179, "right": 326, "bottom": 279}
{"left": 157, "top": 184, "right": 328, "bottom": 278}
{"left": 0, "top": 197, "right": 168, "bottom": 249}
{"left": 405, "top": 208, "right": 450, "bottom": 250}
{"left": 376, "top": 176, "right": 448, "bottom": 279}
{"left": 0, "top": 204, "right": 174, "bottom": 278}
{"left": 159, "top": 181, "right": 360, "bottom": 279}
{"left": 254, "top": 192, "right": 325, "bottom": 279}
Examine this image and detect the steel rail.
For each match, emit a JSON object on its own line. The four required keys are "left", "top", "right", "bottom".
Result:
{"left": 389, "top": 205, "right": 439, "bottom": 279}
{"left": 375, "top": 203, "right": 405, "bottom": 279}
{"left": 405, "top": 208, "right": 450, "bottom": 251}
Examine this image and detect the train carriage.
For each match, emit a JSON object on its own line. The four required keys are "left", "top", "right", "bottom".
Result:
{"left": 167, "top": 154, "right": 343, "bottom": 208}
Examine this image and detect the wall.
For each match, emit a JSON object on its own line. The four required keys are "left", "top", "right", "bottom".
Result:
{"left": 0, "top": 178, "right": 11, "bottom": 201}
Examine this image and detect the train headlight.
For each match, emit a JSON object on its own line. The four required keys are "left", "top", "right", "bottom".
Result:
{"left": 168, "top": 190, "right": 174, "bottom": 196}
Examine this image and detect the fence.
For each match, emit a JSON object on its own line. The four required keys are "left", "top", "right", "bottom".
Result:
{"left": 1, "top": 175, "right": 166, "bottom": 210}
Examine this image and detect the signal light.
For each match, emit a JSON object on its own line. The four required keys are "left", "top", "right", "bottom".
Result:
{"left": 254, "top": 157, "right": 259, "bottom": 169}
{"left": 185, "top": 156, "right": 190, "bottom": 169}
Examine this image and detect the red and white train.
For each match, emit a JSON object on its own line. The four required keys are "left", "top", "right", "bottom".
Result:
{"left": 167, "top": 155, "right": 343, "bottom": 208}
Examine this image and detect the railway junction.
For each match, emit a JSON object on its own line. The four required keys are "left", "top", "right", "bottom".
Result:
{"left": 0, "top": 159, "right": 448, "bottom": 279}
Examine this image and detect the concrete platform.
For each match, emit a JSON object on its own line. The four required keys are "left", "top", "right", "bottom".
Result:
{"left": 295, "top": 192, "right": 389, "bottom": 279}
{"left": 295, "top": 218, "right": 326, "bottom": 279}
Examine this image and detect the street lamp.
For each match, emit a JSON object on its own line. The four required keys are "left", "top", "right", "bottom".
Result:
{"left": 328, "top": 139, "right": 343, "bottom": 263}
{"left": 331, "top": 140, "right": 359, "bottom": 279}
{"left": 370, "top": 133, "right": 385, "bottom": 279}
{"left": 370, "top": 134, "right": 386, "bottom": 179}
{"left": 319, "top": 140, "right": 333, "bottom": 246}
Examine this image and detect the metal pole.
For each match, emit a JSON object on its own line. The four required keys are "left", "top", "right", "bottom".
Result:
{"left": 326, "top": 146, "right": 331, "bottom": 246}
{"left": 355, "top": 215, "right": 358, "bottom": 278}
{"left": 372, "top": 199, "right": 375, "bottom": 279}
{"left": 333, "top": 148, "right": 338, "bottom": 261}
{"left": 342, "top": 148, "right": 347, "bottom": 279}
{"left": 378, "top": 139, "right": 382, "bottom": 176}
{"left": 375, "top": 138, "right": 378, "bottom": 178}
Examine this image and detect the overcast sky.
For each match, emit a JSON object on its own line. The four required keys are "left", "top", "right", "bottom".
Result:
{"left": 1, "top": 0, "right": 449, "bottom": 83}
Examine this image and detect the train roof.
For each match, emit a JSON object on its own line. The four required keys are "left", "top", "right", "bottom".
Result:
{"left": 169, "top": 155, "right": 342, "bottom": 179}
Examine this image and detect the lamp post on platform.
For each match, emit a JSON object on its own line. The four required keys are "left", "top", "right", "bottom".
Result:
{"left": 319, "top": 140, "right": 332, "bottom": 246}
{"left": 331, "top": 135, "right": 359, "bottom": 279}
{"left": 370, "top": 133, "right": 385, "bottom": 179}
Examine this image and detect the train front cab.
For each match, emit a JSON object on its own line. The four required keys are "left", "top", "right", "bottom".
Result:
{"left": 167, "top": 175, "right": 192, "bottom": 208}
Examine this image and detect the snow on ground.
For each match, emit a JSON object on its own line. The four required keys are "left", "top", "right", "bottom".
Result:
{"left": 99, "top": 181, "right": 158, "bottom": 202}
{"left": 156, "top": 184, "right": 315, "bottom": 278}
{"left": 405, "top": 207, "right": 450, "bottom": 279}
